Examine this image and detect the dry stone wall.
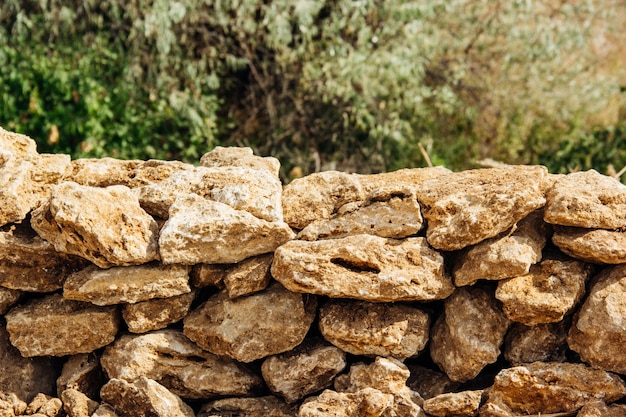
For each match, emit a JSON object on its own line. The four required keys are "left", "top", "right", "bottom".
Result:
{"left": 2, "top": 125, "right": 626, "bottom": 416}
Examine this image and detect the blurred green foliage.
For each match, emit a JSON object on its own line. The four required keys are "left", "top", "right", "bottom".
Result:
{"left": 0, "top": 0, "right": 624, "bottom": 180}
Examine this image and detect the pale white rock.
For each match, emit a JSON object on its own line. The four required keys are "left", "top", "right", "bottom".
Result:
{"left": 568, "top": 264, "right": 626, "bottom": 374}
{"left": 200, "top": 146, "right": 280, "bottom": 176}
{"left": 184, "top": 282, "right": 317, "bottom": 363}
{"left": 5, "top": 293, "right": 120, "bottom": 357}
{"left": 122, "top": 290, "right": 196, "bottom": 333}
{"left": 261, "top": 339, "right": 347, "bottom": 403}
{"left": 422, "top": 390, "right": 483, "bottom": 417}
{"left": 198, "top": 396, "right": 297, "bottom": 417}
{"left": 56, "top": 353, "right": 104, "bottom": 400}
{"left": 100, "top": 377, "right": 195, "bottom": 417}
{"left": 430, "top": 287, "right": 511, "bottom": 382}
{"left": 159, "top": 194, "right": 294, "bottom": 265}
{"left": 544, "top": 169, "right": 626, "bottom": 228}
{"left": 101, "top": 330, "right": 262, "bottom": 399}
{"left": 452, "top": 210, "right": 548, "bottom": 286}
{"left": 30, "top": 182, "right": 159, "bottom": 268}
{"left": 503, "top": 322, "right": 569, "bottom": 365}
{"left": 0, "top": 126, "right": 38, "bottom": 155}
{"left": 63, "top": 263, "right": 191, "bottom": 306}
{"left": 552, "top": 226, "right": 626, "bottom": 264}
{"left": 223, "top": 253, "right": 272, "bottom": 298}
{"left": 271, "top": 234, "right": 454, "bottom": 302}
{"left": 318, "top": 300, "right": 430, "bottom": 359}
{"left": 495, "top": 257, "right": 592, "bottom": 325}
{"left": 417, "top": 166, "right": 548, "bottom": 250}
{"left": 298, "top": 388, "right": 396, "bottom": 417}
{"left": 0, "top": 153, "right": 33, "bottom": 226}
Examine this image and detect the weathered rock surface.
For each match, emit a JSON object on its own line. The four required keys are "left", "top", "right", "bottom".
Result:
{"left": 0, "top": 126, "right": 38, "bottom": 155}
{"left": 495, "top": 257, "right": 592, "bottom": 325}
{"left": 0, "top": 392, "right": 27, "bottom": 417}
{"left": 101, "top": 330, "right": 262, "bottom": 399}
{"left": 0, "top": 287, "right": 21, "bottom": 314}
{"left": 31, "top": 182, "right": 159, "bottom": 268}
{"left": 568, "top": 264, "right": 626, "bottom": 374}
{"left": 61, "top": 389, "right": 99, "bottom": 417}
{"left": 190, "top": 263, "right": 228, "bottom": 288}
{"left": 544, "top": 169, "right": 626, "bottom": 229}
{"left": 5, "top": 294, "right": 119, "bottom": 357}
{"left": 198, "top": 396, "right": 297, "bottom": 417}
{"left": 452, "top": 210, "right": 548, "bottom": 286}
{"left": 223, "top": 253, "right": 272, "bottom": 298}
{"left": 552, "top": 226, "right": 626, "bottom": 264}
{"left": 406, "top": 366, "right": 461, "bottom": 400}
{"left": 0, "top": 325, "right": 55, "bottom": 402}
{"left": 100, "top": 377, "right": 195, "bottom": 417}
{"left": 577, "top": 400, "right": 626, "bottom": 417}
{"left": 318, "top": 300, "right": 430, "bottom": 359}
{"left": 63, "top": 263, "right": 191, "bottom": 306}
{"left": 122, "top": 290, "right": 196, "bottom": 333}
{"left": 272, "top": 234, "right": 454, "bottom": 302}
{"left": 24, "top": 393, "right": 63, "bottom": 417}
{"left": 298, "top": 388, "right": 396, "bottom": 417}
{"left": 430, "top": 287, "right": 511, "bottom": 382}
{"left": 184, "top": 282, "right": 317, "bottom": 362}
{"left": 422, "top": 390, "right": 483, "bottom": 417}
{"left": 417, "top": 166, "right": 548, "bottom": 251}
{"left": 159, "top": 195, "right": 295, "bottom": 265}
{"left": 480, "top": 362, "right": 626, "bottom": 416}
{"left": 91, "top": 404, "right": 120, "bottom": 417}
{"left": 56, "top": 353, "right": 105, "bottom": 400}
{"left": 261, "top": 339, "right": 347, "bottom": 403}
{"left": 503, "top": 322, "right": 569, "bottom": 365}
{"left": 200, "top": 146, "right": 281, "bottom": 176}
{"left": 0, "top": 228, "right": 87, "bottom": 292}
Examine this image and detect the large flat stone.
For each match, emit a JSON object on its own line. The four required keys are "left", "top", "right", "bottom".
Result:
{"left": 552, "top": 226, "right": 626, "bottom": 264}
{"left": 417, "top": 166, "right": 548, "bottom": 250}
{"left": 122, "top": 290, "right": 196, "bottom": 333}
{"left": 271, "top": 234, "right": 454, "bottom": 302}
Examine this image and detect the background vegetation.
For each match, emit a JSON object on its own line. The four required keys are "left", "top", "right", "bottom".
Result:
{"left": 1, "top": 0, "right": 625, "bottom": 181}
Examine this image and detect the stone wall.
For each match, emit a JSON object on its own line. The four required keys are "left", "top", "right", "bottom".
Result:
{"left": 1, "top": 125, "right": 626, "bottom": 417}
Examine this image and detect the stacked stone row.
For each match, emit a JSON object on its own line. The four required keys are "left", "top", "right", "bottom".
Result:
{"left": 1, "top": 126, "right": 626, "bottom": 416}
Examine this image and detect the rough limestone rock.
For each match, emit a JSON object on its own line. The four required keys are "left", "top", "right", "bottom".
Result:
{"left": 544, "top": 169, "right": 626, "bottom": 229}
{"left": 297, "top": 191, "right": 423, "bottom": 241}
{"left": 91, "top": 404, "right": 120, "bottom": 417}
{"left": 30, "top": 182, "right": 159, "bottom": 268}
{"left": 200, "top": 146, "right": 281, "bottom": 176}
{"left": 0, "top": 325, "right": 55, "bottom": 402}
{"left": 0, "top": 228, "right": 87, "bottom": 292}
{"left": 430, "top": 287, "right": 511, "bottom": 382}
{"left": 452, "top": 210, "right": 548, "bottom": 286}
{"left": 422, "top": 390, "right": 483, "bottom": 417}
{"left": 190, "top": 263, "right": 228, "bottom": 288}
{"left": 122, "top": 290, "right": 196, "bottom": 333}
{"left": 0, "top": 287, "right": 21, "bottom": 314}
{"left": 417, "top": 166, "right": 548, "bottom": 251}
{"left": 24, "top": 393, "right": 63, "bottom": 416}
{"left": 56, "top": 353, "right": 104, "bottom": 400}
{"left": 198, "top": 396, "right": 297, "bottom": 417}
{"left": 61, "top": 388, "right": 100, "bottom": 417}
{"left": 495, "top": 257, "right": 592, "bottom": 325}
{"left": 577, "top": 400, "right": 626, "bottom": 417}
{"left": 271, "top": 234, "right": 454, "bottom": 302}
{"left": 100, "top": 377, "right": 195, "bottom": 417}
{"left": 0, "top": 392, "right": 27, "bottom": 417}
{"left": 223, "top": 253, "right": 272, "bottom": 298}
{"left": 0, "top": 126, "right": 38, "bottom": 155}
{"left": 318, "top": 300, "right": 430, "bottom": 359}
{"left": 568, "top": 264, "right": 626, "bottom": 374}
{"left": 139, "top": 165, "right": 283, "bottom": 222}
{"left": 552, "top": 226, "right": 626, "bottom": 264}
{"left": 63, "top": 263, "right": 191, "bottom": 306}
{"left": 261, "top": 339, "right": 347, "bottom": 403}
{"left": 101, "top": 330, "right": 262, "bottom": 399}
{"left": 503, "top": 322, "right": 569, "bottom": 365}
{"left": 480, "top": 362, "right": 626, "bottom": 416}
{"left": 184, "top": 283, "right": 317, "bottom": 363}
{"left": 298, "top": 388, "right": 396, "bottom": 417}
{"left": 406, "top": 366, "right": 461, "bottom": 400}
{"left": 5, "top": 294, "right": 119, "bottom": 357}
{"left": 159, "top": 194, "right": 295, "bottom": 265}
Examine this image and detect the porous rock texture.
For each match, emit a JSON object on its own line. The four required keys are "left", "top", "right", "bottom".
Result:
{"left": 1, "top": 126, "right": 626, "bottom": 416}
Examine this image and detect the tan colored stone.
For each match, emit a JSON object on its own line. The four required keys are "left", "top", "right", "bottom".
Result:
{"left": 190, "top": 264, "right": 228, "bottom": 288}
{"left": 430, "top": 287, "right": 511, "bottom": 382}
{"left": 417, "top": 166, "right": 548, "bottom": 250}
{"left": 30, "top": 182, "right": 159, "bottom": 268}
{"left": 91, "top": 404, "right": 120, "bottom": 417}
{"left": 452, "top": 210, "right": 548, "bottom": 286}
{"left": 422, "top": 390, "right": 483, "bottom": 417}
{"left": 101, "top": 330, "right": 262, "bottom": 399}
{"left": 0, "top": 126, "right": 38, "bottom": 155}
{"left": 198, "top": 396, "right": 297, "bottom": 417}
{"left": 272, "top": 234, "right": 454, "bottom": 302}
{"left": 495, "top": 257, "right": 592, "bottom": 325}
{"left": 25, "top": 393, "right": 62, "bottom": 417}
{"left": 200, "top": 146, "right": 281, "bottom": 176}
{"left": 568, "top": 264, "right": 626, "bottom": 374}
{"left": 122, "top": 290, "right": 196, "bottom": 333}
{"left": 99, "top": 377, "right": 195, "bottom": 417}
{"left": 64, "top": 263, "right": 191, "bottom": 306}
{"left": 406, "top": 366, "right": 461, "bottom": 400}
{"left": 56, "top": 353, "right": 104, "bottom": 400}
{"left": 0, "top": 287, "right": 21, "bottom": 314}
{"left": 0, "top": 325, "right": 55, "bottom": 402}
{"left": 480, "top": 362, "right": 626, "bottom": 416}
{"left": 0, "top": 392, "right": 27, "bottom": 417}
{"left": 503, "top": 322, "right": 568, "bottom": 365}
{"left": 577, "top": 400, "right": 626, "bottom": 417}
{"left": 298, "top": 388, "right": 396, "bottom": 417}
{"left": 159, "top": 195, "right": 294, "bottom": 265}
{"left": 184, "top": 283, "right": 316, "bottom": 363}
{"left": 544, "top": 169, "right": 626, "bottom": 229}
{"left": 223, "top": 253, "right": 272, "bottom": 298}
{"left": 318, "top": 300, "right": 430, "bottom": 359}
{"left": 61, "top": 389, "right": 99, "bottom": 417}
{"left": 261, "top": 339, "right": 347, "bottom": 403}
{"left": 552, "top": 226, "right": 626, "bottom": 264}
{"left": 5, "top": 294, "right": 119, "bottom": 357}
